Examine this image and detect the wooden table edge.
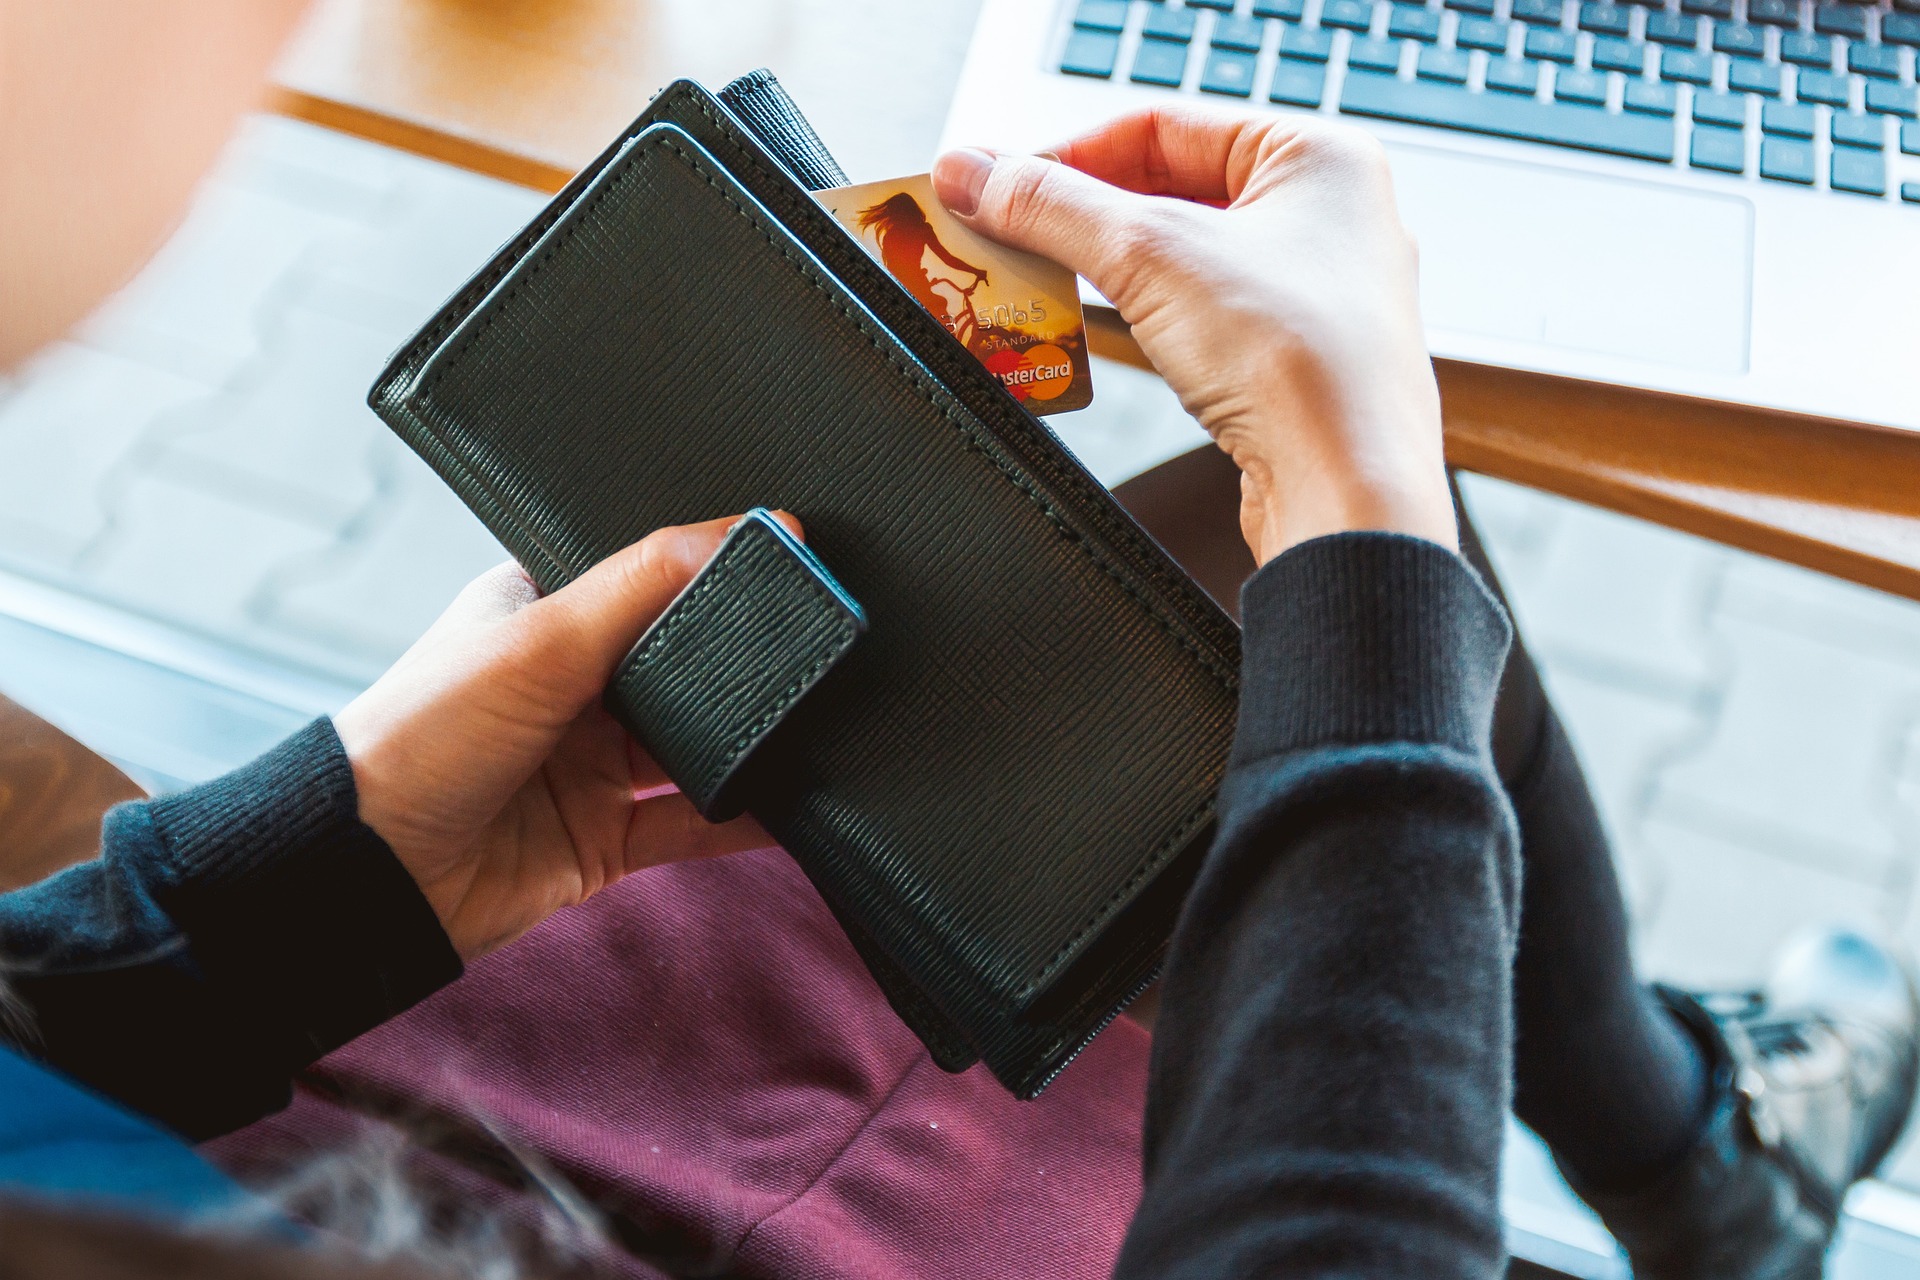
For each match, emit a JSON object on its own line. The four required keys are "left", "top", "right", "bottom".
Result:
{"left": 267, "top": 86, "right": 577, "bottom": 193}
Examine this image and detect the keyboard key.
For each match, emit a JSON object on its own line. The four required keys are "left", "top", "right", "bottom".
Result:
{"left": 1780, "top": 33, "right": 1835, "bottom": 67}
{"left": 1745, "top": 0, "right": 1796, "bottom": 25}
{"left": 1445, "top": 0, "right": 1500, "bottom": 14}
{"left": 1389, "top": 4, "right": 1444, "bottom": 39}
{"left": 1187, "top": 0, "right": 1237, "bottom": 9}
{"left": 1813, "top": 3, "right": 1868, "bottom": 38}
{"left": 1592, "top": 37, "right": 1646, "bottom": 71}
{"left": 1417, "top": 44, "right": 1473, "bottom": 80}
{"left": 1762, "top": 99, "right": 1817, "bottom": 135}
{"left": 1482, "top": 56, "right": 1543, "bottom": 90}
{"left": 1200, "top": 48, "right": 1260, "bottom": 93}
{"left": 1320, "top": 0, "right": 1376, "bottom": 30}
{"left": 1712, "top": 22, "right": 1766, "bottom": 56}
{"left": 1131, "top": 38, "right": 1191, "bottom": 83}
{"left": 1885, "top": 13, "right": 1920, "bottom": 46}
{"left": 1904, "top": 182, "right": 1920, "bottom": 202}
{"left": 1661, "top": 48, "right": 1714, "bottom": 82}
{"left": 1760, "top": 136, "right": 1816, "bottom": 181}
{"left": 1254, "top": 0, "right": 1307, "bottom": 18}
{"left": 1553, "top": 67, "right": 1609, "bottom": 101}
{"left": 1905, "top": 119, "right": 1920, "bottom": 152}
{"left": 1693, "top": 89, "right": 1748, "bottom": 125}
{"left": 1832, "top": 111, "right": 1885, "bottom": 147}
{"left": 1525, "top": 27, "right": 1579, "bottom": 60}
{"left": 1689, "top": 122, "right": 1746, "bottom": 170}
{"left": 1073, "top": 0, "right": 1128, "bottom": 32}
{"left": 1729, "top": 59, "right": 1782, "bottom": 93}
{"left": 1212, "top": 15, "right": 1268, "bottom": 49}
{"left": 1348, "top": 36, "right": 1405, "bottom": 69}
{"left": 1796, "top": 69, "right": 1851, "bottom": 105}
{"left": 1867, "top": 82, "right": 1919, "bottom": 116}
{"left": 1510, "top": 0, "right": 1565, "bottom": 20}
{"left": 1143, "top": 6, "right": 1198, "bottom": 40}
{"left": 1270, "top": 59, "right": 1329, "bottom": 103}
{"left": 1681, "top": 0, "right": 1734, "bottom": 16}
{"left": 1848, "top": 44, "right": 1902, "bottom": 79}
{"left": 1579, "top": 2, "right": 1633, "bottom": 34}
{"left": 1624, "top": 78, "right": 1679, "bottom": 112}
{"left": 1339, "top": 68, "right": 1676, "bottom": 157}
{"left": 1485, "top": 56, "right": 1542, "bottom": 91}
{"left": 1060, "top": 29, "right": 1122, "bottom": 77}
{"left": 1282, "top": 24, "right": 1335, "bottom": 58}
{"left": 1831, "top": 146, "right": 1886, "bottom": 193}
{"left": 1456, "top": 17, "right": 1512, "bottom": 50}
{"left": 1645, "top": 12, "right": 1701, "bottom": 44}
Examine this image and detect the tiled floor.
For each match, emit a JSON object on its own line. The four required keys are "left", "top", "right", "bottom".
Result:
{"left": 7, "top": 114, "right": 1920, "bottom": 1196}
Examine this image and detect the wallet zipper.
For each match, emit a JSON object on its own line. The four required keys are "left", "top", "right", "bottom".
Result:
{"left": 1027, "top": 963, "right": 1166, "bottom": 1097}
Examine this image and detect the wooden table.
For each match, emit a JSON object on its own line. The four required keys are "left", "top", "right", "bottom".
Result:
{"left": 270, "top": 0, "right": 1920, "bottom": 601}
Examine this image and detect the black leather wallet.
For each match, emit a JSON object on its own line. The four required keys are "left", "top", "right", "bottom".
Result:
{"left": 369, "top": 73, "right": 1241, "bottom": 1097}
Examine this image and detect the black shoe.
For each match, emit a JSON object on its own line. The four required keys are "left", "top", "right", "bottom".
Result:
{"left": 1566, "top": 928, "right": 1920, "bottom": 1280}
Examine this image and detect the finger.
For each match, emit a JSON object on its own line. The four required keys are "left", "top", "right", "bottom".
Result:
{"left": 1041, "top": 105, "right": 1281, "bottom": 203}
{"left": 932, "top": 149, "right": 1194, "bottom": 302}
{"left": 376, "top": 560, "right": 541, "bottom": 681}
{"left": 429, "top": 560, "right": 541, "bottom": 635}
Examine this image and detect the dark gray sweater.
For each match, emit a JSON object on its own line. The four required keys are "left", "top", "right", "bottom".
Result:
{"left": 0, "top": 531, "right": 1518, "bottom": 1279}
{"left": 1117, "top": 532, "right": 1518, "bottom": 1278}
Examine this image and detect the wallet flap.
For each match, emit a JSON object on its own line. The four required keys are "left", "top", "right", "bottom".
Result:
{"left": 607, "top": 510, "right": 865, "bottom": 822}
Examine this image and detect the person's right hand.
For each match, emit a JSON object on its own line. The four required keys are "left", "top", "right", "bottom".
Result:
{"left": 932, "top": 108, "right": 1455, "bottom": 564}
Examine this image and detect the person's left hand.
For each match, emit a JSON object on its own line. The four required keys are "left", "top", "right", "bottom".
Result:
{"left": 332, "top": 516, "right": 784, "bottom": 959}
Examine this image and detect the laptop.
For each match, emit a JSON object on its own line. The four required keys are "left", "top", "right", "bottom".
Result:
{"left": 939, "top": 0, "right": 1920, "bottom": 432}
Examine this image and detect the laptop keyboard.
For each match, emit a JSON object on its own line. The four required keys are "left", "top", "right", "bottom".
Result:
{"left": 1058, "top": 0, "right": 1920, "bottom": 201}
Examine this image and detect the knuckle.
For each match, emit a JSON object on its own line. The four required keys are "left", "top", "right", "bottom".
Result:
{"left": 1289, "top": 119, "right": 1391, "bottom": 177}
{"left": 991, "top": 157, "right": 1059, "bottom": 229}
{"left": 1110, "top": 204, "right": 1190, "bottom": 273}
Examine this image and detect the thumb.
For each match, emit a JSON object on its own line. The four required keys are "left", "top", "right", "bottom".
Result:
{"left": 932, "top": 149, "right": 1178, "bottom": 308}
{"left": 519, "top": 511, "right": 802, "bottom": 698}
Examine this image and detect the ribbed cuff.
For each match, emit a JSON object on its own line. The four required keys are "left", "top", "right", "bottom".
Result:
{"left": 139, "top": 719, "right": 462, "bottom": 1066}
{"left": 1233, "top": 532, "right": 1513, "bottom": 766}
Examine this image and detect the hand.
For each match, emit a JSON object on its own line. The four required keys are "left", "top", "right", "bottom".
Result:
{"left": 933, "top": 108, "right": 1455, "bottom": 563}
{"left": 332, "top": 516, "right": 786, "bottom": 959}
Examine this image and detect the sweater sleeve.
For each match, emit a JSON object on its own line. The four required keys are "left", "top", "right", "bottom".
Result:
{"left": 0, "top": 719, "right": 462, "bottom": 1140}
{"left": 1115, "top": 532, "right": 1520, "bottom": 1280}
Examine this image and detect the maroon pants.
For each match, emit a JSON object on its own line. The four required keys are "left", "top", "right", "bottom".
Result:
{"left": 207, "top": 846, "right": 1150, "bottom": 1278}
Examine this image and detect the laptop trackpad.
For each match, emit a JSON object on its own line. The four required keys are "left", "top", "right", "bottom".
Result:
{"left": 1387, "top": 144, "right": 1753, "bottom": 374}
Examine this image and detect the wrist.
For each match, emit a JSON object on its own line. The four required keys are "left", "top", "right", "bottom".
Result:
{"left": 1239, "top": 443, "right": 1456, "bottom": 564}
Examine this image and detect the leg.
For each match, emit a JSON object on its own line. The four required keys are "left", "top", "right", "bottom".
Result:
{"left": 1452, "top": 489, "right": 1711, "bottom": 1192}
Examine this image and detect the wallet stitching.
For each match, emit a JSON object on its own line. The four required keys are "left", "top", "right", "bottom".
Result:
{"left": 1026, "top": 798, "right": 1218, "bottom": 1006}
{"left": 410, "top": 127, "right": 1225, "bottom": 1004}
{"left": 624, "top": 530, "right": 857, "bottom": 805}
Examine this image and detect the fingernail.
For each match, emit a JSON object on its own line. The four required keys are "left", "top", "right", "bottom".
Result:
{"left": 1034, "top": 150, "right": 1062, "bottom": 164}
{"left": 933, "top": 147, "right": 996, "bottom": 217}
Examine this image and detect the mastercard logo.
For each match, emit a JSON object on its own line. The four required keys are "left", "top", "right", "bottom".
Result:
{"left": 983, "top": 343, "right": 1075, "bottom": 402}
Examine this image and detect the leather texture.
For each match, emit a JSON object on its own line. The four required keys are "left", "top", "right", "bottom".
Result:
{"left": 607, "top": 510, "right": 865, "bottom": 822}
{"left": 715, "top": 70, "right": 849, "bottom": 191}
{"left": 368, "top": 77, "right": 1240, "bottom": 1097}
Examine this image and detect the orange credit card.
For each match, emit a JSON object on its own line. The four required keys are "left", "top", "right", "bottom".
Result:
{"left": 816, "top": 173, "right": 1094, "bottom": 415}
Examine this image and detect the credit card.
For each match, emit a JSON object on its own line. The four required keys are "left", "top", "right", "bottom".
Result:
{"left": 816, "top": 173, "right": 1093, "bottom": 415}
